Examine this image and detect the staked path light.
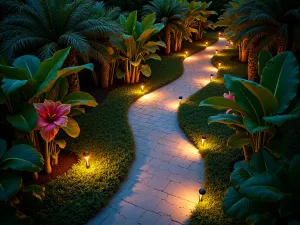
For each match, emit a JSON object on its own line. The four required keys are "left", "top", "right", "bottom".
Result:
{"left": 178, "top": 96, "right": 183, "bottom": 104}
{"left": 205, "top": 41, "right": 208, "bottom": 47}
{"left": 199, "top": 188, "right": 206, "bottom": 202}
{"left": 201, "top": 136, "right": 206, "bottom": 145}
{"left": 141, "top": 83, "right": 144, "bottom": 92}
{"left": 83, "top": 151, "right": 90, "bottom": 169}
{"left": 185, "top": 50, "right": 188, "bottom": 57}
{"left": 218, "top": 62, "right": 222, "bottom": 68}
{"left": 210, "top": 74, "right": 214, "bottom": 81}
{"left": 215, "top": 50, "right": 218, "bottom": 55}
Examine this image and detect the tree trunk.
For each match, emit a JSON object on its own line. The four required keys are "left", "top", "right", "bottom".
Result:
{"left": 239, "top": 43, "right": 242, "bottom": 61}
{"left": 33, "top": 172, "right": 38, "bottom": 180}
{"left": 241, "top": 39, "right": 249, "bottom": 62}
{"left": 276, "top": 36, "right": 286, "bottom": 54}
{"left": 165, "top": 25, "right": 171, "bottom": 54}
{"left": 243, "top": 146, "right": 253, "bottom": 161}
{"left": 44, "top": 142, "right": 52, "bottom": 174}
{"left": 65, "top": 50, "right": 80, "bottom": 92}
{"left": 100, "top": 59, "right": 110, "bottom": 88}
{"left": 248, "top": 39, "right": 260, "bottom": 81}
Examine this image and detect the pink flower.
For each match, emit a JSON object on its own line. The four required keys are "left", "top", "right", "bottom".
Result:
{"left": 223, "top": 92, "right": 235, "bottom": 100}
{"left": 34, "top": 100, "right": 71, "bottom": 142}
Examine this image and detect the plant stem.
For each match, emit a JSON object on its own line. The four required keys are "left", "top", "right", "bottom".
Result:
{"left": 44, "top": 141, "right": 52, "bottom": 174}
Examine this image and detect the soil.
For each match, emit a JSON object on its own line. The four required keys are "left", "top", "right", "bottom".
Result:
{"left": 24, "top": 151, "right": 78, "bottom": 186}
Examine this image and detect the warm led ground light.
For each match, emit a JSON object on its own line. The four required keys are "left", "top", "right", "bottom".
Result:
{"left": 83, "top": 151, "right": 90, "bottom": 168}
{"left": 210, "top": 74, "right": 214, "bottom": 81}
{"left": 226, "top": 44, "right": 228, "bottom": 48}
{"left": 199, "top": 188, "right": 206, "bottom": 202}
{"left": 201, "top": 136, "right": 206, "bottom": 145}
{"left": 218, "top": 62, "right": 222, "bottom": 67}
{"left": 205, "top": 41, "right": 208, "bottom": 47}
{"left": 215, "top": 50, "right": 218, "bottom": 55}
{"left": 185, "top": 50, "right": 188, "bottom": 56}
{"left": 178, "top": 96, "right": 183, "bottom": 104}
{"left": 140, "top": 83, "right": 144, "bottom": 91}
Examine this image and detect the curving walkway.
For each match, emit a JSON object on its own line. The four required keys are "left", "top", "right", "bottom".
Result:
{"left": 87, "top": 37, "right": 227, "bottom": 225}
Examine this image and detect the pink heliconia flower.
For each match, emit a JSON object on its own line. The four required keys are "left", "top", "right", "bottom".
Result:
{"left": 34, "top": 100, "right": 71, "bottom": 142}
{"left": 223, "top": 92, "right": 235, "bottom": 100}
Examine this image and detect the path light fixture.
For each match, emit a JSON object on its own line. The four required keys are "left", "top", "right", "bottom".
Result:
{"left": 141, "top": 83, "right": 144, "bottom": 92}
{"left": 218, "top": 32, "right": 221, "bottom": 36}
{"left": 226, "top": 44, "right": 228, "bottom": 48}
{"left": 230, "top": 41, "right": 233, "bottom": 45}
{"left": 83, "top": 151, "right": 90, "bottom": 169}
{"left": 218, "top": 62, "right": 222, "bottom": 68}
{"left": 178, "top": 96, "right": 183, "bottom": 104}
{"left": 215, "top": 50, "right": 218, "bottom": 55}
{"left": 201, "top": 136, "right": 206, "bottom": 145}
{"left": 185, "top": 50, "right": 188, "bottom": 57}
{"left": 199, "top": 188, "right": 206, "bottom": 202}
{"left": 210, "top": 74, "right": 214, "bottom": 81}
{"left": 205, "top": 41, "right": 208, "bottom": 47}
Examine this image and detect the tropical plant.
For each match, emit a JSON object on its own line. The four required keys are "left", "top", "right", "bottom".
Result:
{"left": 143, "top": 0, "right": 187, "bottom": 54}
{"left": 222, "top": 148, "right": 300, "bottom": 225}
{"left": 110, "top": 11, "right": 166, "bottom": 84}
{"left": 200, "top": 51, "right": 300, "bottom": 161}
{"left": 0, "top": 0, "right": 121, "bottom": 91}
{"left": 0, "top": 138, "right": 45, "bottom": 224}
{"left": 0, "top": 47, "right": 97, "bottom": 174}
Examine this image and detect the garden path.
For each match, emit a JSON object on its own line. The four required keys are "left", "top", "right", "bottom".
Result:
{"left": 87, "top": 37, "right": 227, "bottom": 225}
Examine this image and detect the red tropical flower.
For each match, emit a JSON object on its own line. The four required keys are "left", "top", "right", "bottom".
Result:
{"left": 34, "top": 100, "right": 71, "bottom": 142}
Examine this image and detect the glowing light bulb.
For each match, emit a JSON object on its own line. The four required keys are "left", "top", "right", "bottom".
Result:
{"left": 199, "top": 188, "right": 206, "bottom": 202}
{"left": 218, "top": 62, "right": 222, "bottom": 67}
{"left": 178, "top": 96, "right": 183, "bottom": 104}
{"left": 83, "top": 151, "right": 90, "bottom": 169}
{"left": 141, "top": 83, "right": 144, "bottom": 91}
{"left": 185, "top": 50, "right": 188, "bottom": 56}
{"left": 205, "top": 41, "right": 208, "bottom": 47}
{"left": 210, "top": 74, "right": 214, "bottom": 81}
{"left": 215, "top": 50, "right": 218, "bottom": 55}
{"left": 226, "top": 44, "right": 228, "bottom": 48}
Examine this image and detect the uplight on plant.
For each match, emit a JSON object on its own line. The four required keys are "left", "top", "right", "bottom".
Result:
{"left": 201, "top": 136, "right": 207, "bottom": 145}
{"left": 141, "top": 83, "right": 145, "bottom": 92}
{"left": 83, "top": 152, "right": 90, "bottom": 169}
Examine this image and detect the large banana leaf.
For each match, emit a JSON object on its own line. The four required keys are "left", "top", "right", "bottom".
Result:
{"left": 0, "top": 65, "right": 30, "bottom": 80}
{"left": 1, "top": 78, "right": 28, "bottom": 96}
{"left": 57, "top": 63, "right": 94, "bottom": 77}
{"left": 110, "top": 37, "right": 127, "bottom": 54}
{"left": 231, "top": 167, "right": 252, "bottom": 187}
{"left": 222, "top": 186, "right": 257, "bottom": 218}
{"left": 224, "top": 75, "right": 264, "bottom": 124}
{"left": 140, "top": 64, "right": 151, "bottom": 77}
{"left": 61, "top": 118, "right": 80, "bottom": 138}
{"left": 32, "top": 47, "right": 71, "bottom": 98}
{"left": 137, "top": 28, "right": 157, "bottom": 42}
{"left": 125, "top": 11, "right": 137, "bottom": 34}
{"left": 227, "top": 132, "right": 251, "bottom": 148}
{"left": 260, "top": 52, "right": 299, "bottom": 114}
{"left": 46, "top": 77, "right": 69, "bottom": 101}
{"left": 250, "top": 149, "right": 282, "bottom": 174}
{"left": 240, "top": 173, "right": 287, "bottom": 202}
{"left": 208, "top": 114, "right": 245, "bottom": 127}
{"left": 0, "top": 144, "right": 43, "bottom": 172}
{"left": 142, "top": 13, "right": 156, "bottom": 30}
{"left": 243, "top": 116, "right": 271, "bottom": 134}
{"left": 144, "top": 41, "right": 166, "bottom": 48}
{"left": 6, "top": 103, "right": 38, "bottom": 132}
{"left": 258, "top": 51, "right": 272, "bottom": 77}
{"left": 123, "top": 34, "right": 136, "bottom": 59}
{"left": 200, "top": 96, "right": 247, "bottom": 114}
{"left": 0, "top": 171, "right": 21, "bottom": 201}
{"left": 12, "top": 55, "right": 40, "bottom": 79}
{"left": 61, "top": 91, "right": 98, "bottom": 107}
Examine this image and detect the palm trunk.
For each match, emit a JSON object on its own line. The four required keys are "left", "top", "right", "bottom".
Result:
{"left": 276, "top": 36, "right": 286, "bottom": 54}
{"left": 239, "top": 43, "right": 242, "bottom": 61}
{"left": 65, "top": 50, "right": 80, "bottom": 92}
{"left": 165, "top": 25, "right": 171, "bottom": 54}
{"left": 241, "top": 39, "right": 249, "bottom": 62}
{"left": 100, "top": 59, "right": 110, "bottom": 88}
{"left": 248, "top": 39, "right": 260, "bottom": 81}
{"left": 243, "top": 146, "right": 253, "bottom": 161}
{"left": 195, "top": 22, "right": 202, "bottom": 41}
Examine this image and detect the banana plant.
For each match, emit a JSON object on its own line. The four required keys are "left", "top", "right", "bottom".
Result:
{"left": 110, "top": 11, "right": 166, "bottom": 84}
{"left": 200, "top": 51, "right": 300, "bottom": 160}
{"left": 0, "top": 47, "right": 98, "bottom": 174}
{"left": 222, "top": 148, "right": 300, "bottom": 225}
{"left": 0, "top": 138, "right": 44, "bottom": 224}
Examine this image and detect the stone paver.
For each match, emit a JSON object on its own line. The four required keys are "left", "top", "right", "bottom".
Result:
{"left": 87, "top": 38, "right": 227, "bottom": 225}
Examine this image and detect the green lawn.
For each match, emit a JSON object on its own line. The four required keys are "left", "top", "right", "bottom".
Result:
{"left": 178, "top": 48, "right": 248, "bottom": 225}
{"left": 34, "top": 32, "right": 219, "bottom": 225}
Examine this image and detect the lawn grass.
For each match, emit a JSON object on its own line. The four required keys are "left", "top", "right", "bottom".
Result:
{"left": 34, "top": 32, "right": 219, "bottom": 225}
{"left": 178, "top": 47, "right": 248, "bottom": 225}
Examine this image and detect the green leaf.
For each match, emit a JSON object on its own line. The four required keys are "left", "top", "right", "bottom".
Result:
{"left": 47, "top": 77, "right": 69, "bottom": 101}
{"left": 120, "top": 14, "right": 126, "bottom": 29}
{"left": 61, "top": 91, "right": 97, "bottom": 107}
{"left": 130, "top": 59, "right": 141, "bottom": 67}
{"left": 263, "top": 114, "right": 299, "bottom": 126}
{"left": 55, "top": 139, "right": 66, "bottom": 149}
{"left": 0, "top": 139, "right": 7, "bottom": 160}
{"left": 0, "top": 65, "right": 30, "bottom": 80}
{"left": 116, "top": 69, "right": 126, "bottom": 79}
{"left": 231, "top": 167, "right": 252, "bottom": 187}
{"left": 68, "top": 108, "right": 85, "bottom": 117}
{"left": 123, "top": 34, "right": 136, "bottom": 58}
{"left": 110, "top": 37, "right": 126, "bottom": 54}
{"left": 141, "top": 13, "right": 156, "bottom": 30}
{"left": 246, "top": 214, "right": 276, "bottom": 225}
{"left": 222, "top": 186, "right": 255, "bottom": 218}
{"left": 208, "top": 114, "right": 245, "bottom": 127}
{"left": 134, "top": 21, "right": 143, "bottom": 38}
{"left": 250, "top": 149, "right": 282, "bottom": 174}
{"left": 260, "top": 52, "right": 299, "bottom": 114}
{"left": 32, "top": 47, "right": 71, "bottom": 98}
{"left": 144, "top": 41, "right": 166, "bottom": 48}
{"left": 289, "top": 155, "right": 300, "bottom": 190}
{"left": 7, "top": 103, "right": 38, "bottom": 132}
{"left": 240, "top": 80, "right": 277, "bottom": 114}
{"left": 140, "top": 64, "right": 151, "bottom": 77}
{"left": 200, "top": 96, "right": 247, "bottom": 114}
{"left": 61, "top": 118, "right": 80, "bottom": 138}
{"left": 137, "top": 28, "right": 157, "bottom": 42}
{"left": 258, "top": 51, "right": 272, "bottom": 77}
{"left": 22, "top": 184, "right": 45, "bottom": 201}
{"left": 227, "top": 132, "right": 251, "bottom": 148}
{"left": 1, "top": 144, "right": 43, "bottom": 172}
{"left": 144, "top": 54, "right": 161, "bottom": 61}
{"left": 243, "top": 116, "right": 271, "bottom": 134}
{"left": 57, "top": 63, "right": 94, "bottom": 77}
{"left": 13, "top": 55, "right": 40, "bottom": 79}
{"left": 240, "top": 174, "right": 286, "bottom": 202}
{"left": 224, "top": 75, "right": 265, "bottom": 125}
{"left": 1, "top": 78, "right": 28, "bottom": 95}
{"left": 125, "top": 11, "right": 137, "bottom": 34}
{"left": 151, "top": 23, "right": 165, "bottom": 33}
{"left": 0, "top": 171, "right": 21, "bottom": 201}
